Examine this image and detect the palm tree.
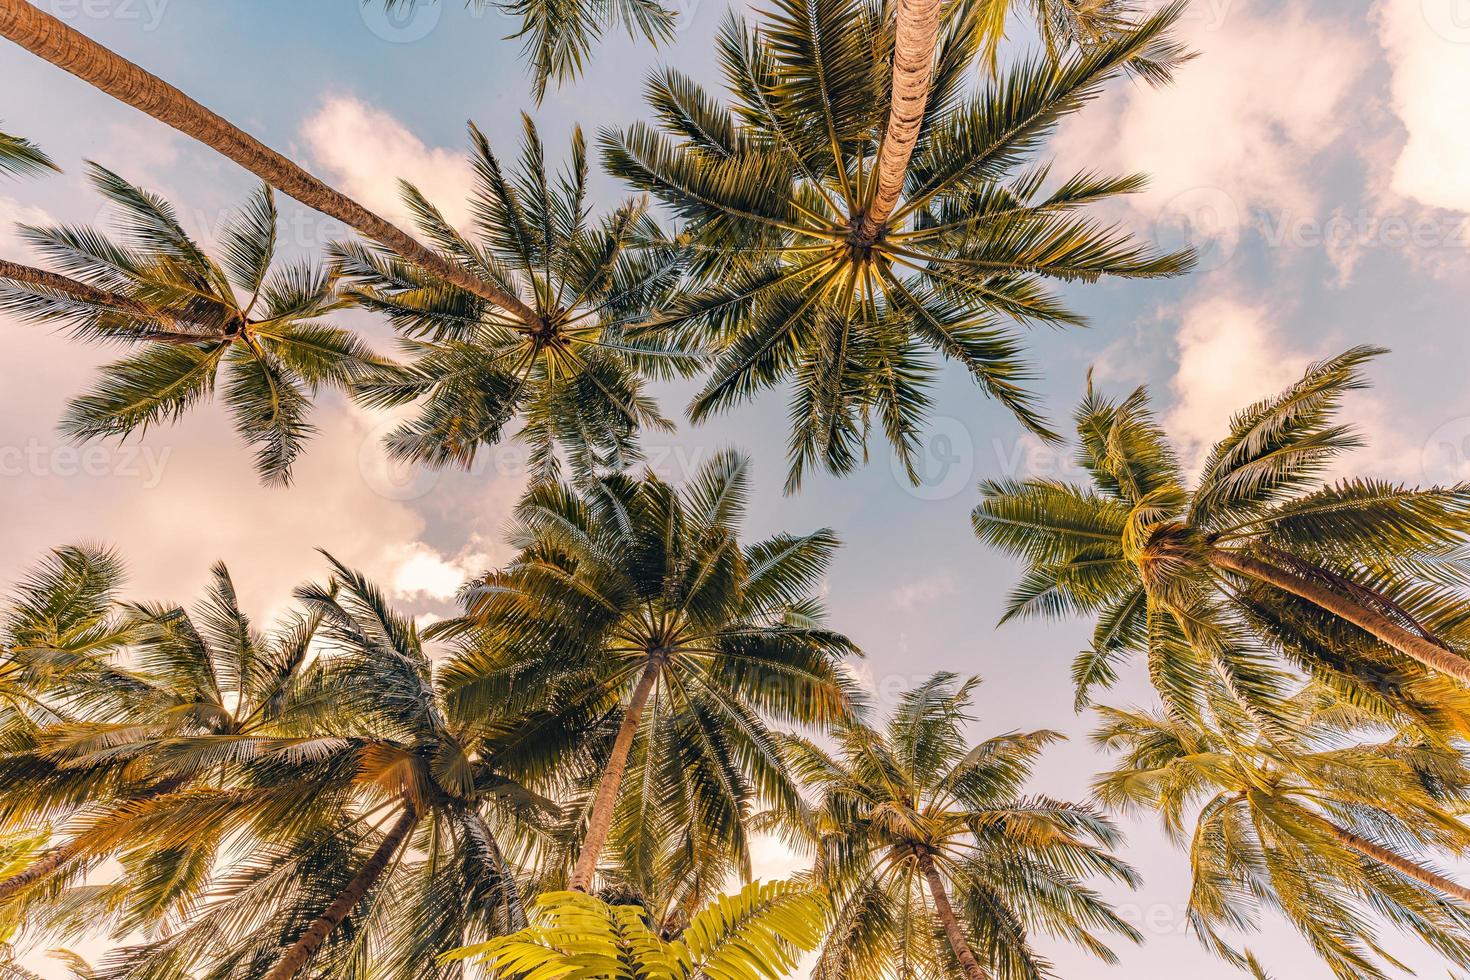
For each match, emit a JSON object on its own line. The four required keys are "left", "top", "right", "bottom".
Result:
{"left": 371, "top": 0, "right": 677, "bottom": 102}
{"left": 782, "top": 673, "right": 1140, "bottom": 980}
{"left": 0, "top": 126, "right": 56, "bottom": 178}
{"left": 0, "top": 559, "right": 327, "bottom": 917}
{"left": 440, "top": 449, "right": 858, "bottom": 897}
{"left": 0, "top": 0, "right": 536, "bottom": 320}
{"left": 601, "top": 0, "right": 1191, "bottom": 490}
{"left": 333, "top": 119, "right": 694, "bottom": 479}
{"left": 67, "top": 557, "right": 549, "bottom": 980}
{"left": 445, "top": 880, "right": 828, "bottom": 980}
{"left": 973, "top": 347, "right": 1470, "bottom": 727}
{"left": 1094, "top": 703, "right": 1470, "bottom": 978}
{"left": 0, "top": 164, "right": 385, "bottom": 484}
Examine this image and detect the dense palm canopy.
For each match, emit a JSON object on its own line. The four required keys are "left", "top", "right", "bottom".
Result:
{"left": 0, "top": 126, "right": 56, "bottom": 178}
{"left": 1095, "top": 702, "right": 1470, "bottom": 979}
{"left": 973, "top": 346, "right": 1470, "bottom": 730}
{"left": 781, "top": 673, "right": 1141, "bottom": 980}
{"left": 446, "top": 880, "right": 828, "bottom": 980}
{"left": 335, "top": 119, "right": 695, "bottom": 481}
{"left": 0, "top": 165, "right": 383, "bottom": 484}
{"left": 601, "top": 0, "right": 1191, "bottom": 489}
{"left": 438, "top": 450, "right": 858, "bottom": 908}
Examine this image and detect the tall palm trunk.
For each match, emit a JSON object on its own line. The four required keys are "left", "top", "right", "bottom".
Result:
{"left": 1209, "top": 549, "right": 1470, "bottom": 684}
{"left": 916, "top": 851, "right": 991, "bottom": 980}
{"left": 263, "top": 803, "right": 418, "bottom": 980}
{"left": 0, "top": 257, "right": 210, "bottom": 338}
{"left": 1308, "top": 812, "right": 1470, "bottom": 903}
{"left": 0, "top": 839, "right": 76, "bottom": 903}
{"left": 858, "top": 0, "right": 943, "bottom": 240}
{"left": 568, "top": 656, "right": 663, "bottom": 892}
{"left": 0, "top": 0, "right": 538, "bottom": 325}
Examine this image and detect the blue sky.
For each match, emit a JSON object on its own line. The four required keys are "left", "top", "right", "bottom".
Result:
{"left": 3, "top": 0, "right": 1470, "bottom": 975}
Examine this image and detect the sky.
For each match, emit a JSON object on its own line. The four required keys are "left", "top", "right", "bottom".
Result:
{"left": 2, "top": 0, "right": 1470, "bottom": 975}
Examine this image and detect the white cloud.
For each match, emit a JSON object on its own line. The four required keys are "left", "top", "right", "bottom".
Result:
{"left": 1377, "top": 0, "right": 1470, "bottom": 214}
{"left": 300, "top": 96, "right": 474, "bottom": 231}
{"left": 388, "top": 541, "right": 492, "bottom": 601}
{"left": 1055, "top": 0, "right": 1368, "bottom": 257}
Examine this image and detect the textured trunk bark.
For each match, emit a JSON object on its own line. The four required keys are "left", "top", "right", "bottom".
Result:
{"left": 1210, "top": 548, "right": 1470, "bottom": 684}
{"left": 0, "top": 0, "right": 537, "bottom": 324}
{"left": 568, "top": 656, "right": 662, "bottom": 892}
{"left": 0, "top": 840, "right": 76, "bottom": 902}
{"left": 1314, "top": 814, "right": 1470, "bottom": 903}
{"left": 0, "top": 257, "right": 212, "bottom": 338}
{"left": 262, "top": 804, "right": 418, "bottom": 980}
{"left": 859, "top": 0, "right": 943, "bottom": 238}
{"left": 917, "top": 851, "right": 991, "bottom": 980}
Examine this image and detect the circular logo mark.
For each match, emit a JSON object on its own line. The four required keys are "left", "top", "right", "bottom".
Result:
{"left": 895, "top": 416, "right": 975, "bottom": 501}
{"left": 358, "top": 417, "right": 441, "bottom": 501}
{"left": 1421, "top": 416, "right": 1470, "bottom": 485}
{"left": 1153, "top": 186, "right": 1242, "bottom": 274}
{"left": 360, "top": 0, "right": 441, "bottom": 43}
{"left": 1421, "top": 0, "right": 1470, "bottom": 43}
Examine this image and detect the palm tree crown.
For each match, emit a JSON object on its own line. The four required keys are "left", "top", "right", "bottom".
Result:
{"left": 783, "top": 672, "right": 1141, "bottom": 980}
{"left": 336, "top": 119, "right": 696, "bottom": 481}
{"left": 0, "top": 165, "right": 383, "bottom": 484}
{"left": 439, "top": 449, "right": 858, "bottom": 908}
{"left": 0, "top": 126, "right": 56, "bottom": 178}
{"left": 601, "top": 0, "right": 1191, "bottom": 490}
{"left": 1094, "top": 702, "right": 1470, "bottom": 978}
{"left": 973, "top": 346, "right": 1470, "bottom": 730}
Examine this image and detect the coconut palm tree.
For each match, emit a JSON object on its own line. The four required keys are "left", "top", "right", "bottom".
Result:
{"left": 0, "top": 127, "right": 56, "bottom": 178}
{"left": 445, "top": 879, "right": 828, "bottom": 980}
{"left": 37, "top": 557, "right": 550, "bottom": 980}
{"left": 973, "top": 347, "right": 1470, "bottom": 728}
{"left": 371, "top": 0, "right": 677, "bottom": 102}
{"left": 601, "top": 0, "right": 1191, "bottom": 490}
{"left": 0, "top": 164, "right": 385, "bottom": 484}
{"left": 780, "top": 673, "right": 1141, "bottom": 980}
{"left": 0, "top": 0, "right": 538, "bottom": 320}
{"left": 1094, "top": 703, "right": 1470, "bottom": 978}
{"left": 0, "top": 559, "right": 328, "bottom": 918}
{"left": 333, "top": 119, "right": 694, "bottom": 479}
{"left": 439, "top": 449, "right": 858, "bottom": 898}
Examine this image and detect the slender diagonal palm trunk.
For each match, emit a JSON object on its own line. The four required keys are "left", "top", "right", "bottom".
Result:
{"left": 917, "top": 851, "right": 991, "bottom": 980}
{"left": 568, "top": 656, "right": 663, "bottom": 892}
{"left": 0, "top": 0, "right": 537, "bottom": 324}
{"left": 0, "top": 257, "right": 213, "bottom": 338}
{"left": 0, "top": 840, "right": 76, "bottom": 903}
{"left": 1307, "top": 812, "right": 1470, "bottom": 903}
{"left": 1210, "top": 549, "right": 1470, "bottom": 684}
{"left": 858, "top": 0, "right": 943, "bottom": 239}
{"left": 263, "top": 804, "right": 418, "bottom": 980}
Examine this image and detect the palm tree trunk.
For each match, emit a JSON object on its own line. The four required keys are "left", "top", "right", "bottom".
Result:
{"left": 568, "top": 656, "right": 662, "bottom": 892}
{"left": 0, "top": 0, "right": 538, "bottom": 325}
{"left": 1209, "top": 548, "right": 1470, "bottom": 684}
{"left": 0, "top": 839, "right": 77, "bottom": 903}
{"left": 263, "top": 803, "right": 418, "bottom": 980}
{"left": 0, "top": 257, "right": 212, "bottom": 338}
{"left": 917, "top": 851, "right": 991, "bottom": 980}
{"left": 859, "top": 0, "right": 943, "bottom": 239}
{"left": 1310, "top": 813, "right": 1470, "bottom": 903}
